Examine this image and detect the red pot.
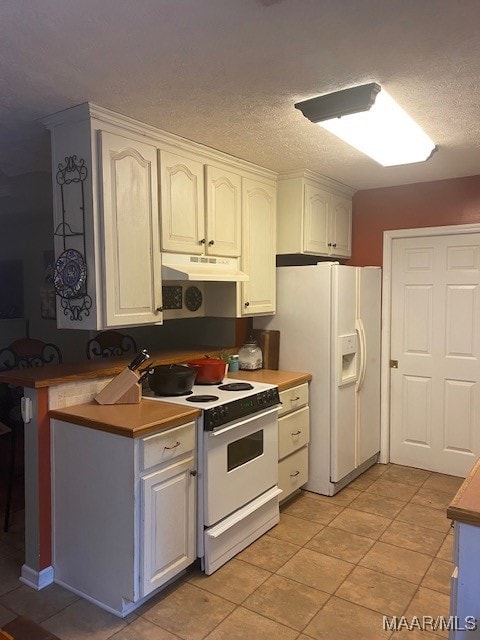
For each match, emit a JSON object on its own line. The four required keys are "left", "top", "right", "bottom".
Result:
{"left": 186, "top": 357, "right": 227, "bottom": 385}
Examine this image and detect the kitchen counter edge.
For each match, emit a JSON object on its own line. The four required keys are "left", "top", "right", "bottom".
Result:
{"left": 0, "top": 347, "right": 235, "bottom": 389}
{"left": 447, "top": 457, "right": 480, "bottom": 526}
{"left": 50, "top": 400, "right": 201, "bottom": 439}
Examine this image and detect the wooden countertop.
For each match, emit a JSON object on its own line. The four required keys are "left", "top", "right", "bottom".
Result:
{"left": 0, "top": 346, "right": 233, "bottom": 389}
{"left": 447, "top": 458, "right": 480, "bottom": 526}
{"left": 227, "top": 369, "right": 312, "bottom": 391}
{"left": 50, "top": 400, "right": 201, "bottom": 438}
{"left": 48, "top": 369, "right": 311, "bottom": 438}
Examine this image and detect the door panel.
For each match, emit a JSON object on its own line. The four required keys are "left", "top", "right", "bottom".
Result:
{"left": 160, "top": 150, "right": 204, "bottom": 254}
{"left": 330, "top": 265, "right": 357, "bottom": 482}
{"left": 303, "top": 185, "right": 329, "bottom": 255}
{"left": 390, "top": 233, "right": 480, "bottom": 476}
{"left": 100, "top": 131, "right": 162, "bottom": 327}
{"left": 356, "top": 268, "right": 382, "bottom": 465}
{"left": 205, "top": 166, "right": 241, "bottom": 257}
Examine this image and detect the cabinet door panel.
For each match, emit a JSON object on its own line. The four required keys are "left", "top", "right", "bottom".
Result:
{"left": 100, "top": 131, "right": 162, "bottom": 327}
{"left": 141, "top": 456, "right": 195, "bottom": 597}
{"left": 303, "top": 185, "right": 330, "bottom": 255}
{"left": 330, "top": 195, "right": 352, "bottom": 258}
{"left": 205, "top": 166, "right": 241, "bottom": 257}
{"left": 160, "top": 150, "right": 204, "bottom": 254}
{"left": 241, "top": 180, "right": 276, "bottom": 315}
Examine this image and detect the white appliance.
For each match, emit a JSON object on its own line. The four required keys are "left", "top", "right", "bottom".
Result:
{"left": 144, "top": 380, "right": 281, "bottom": 573}
{"left": 255, "top": 263, "right": 381, "bottom": 495}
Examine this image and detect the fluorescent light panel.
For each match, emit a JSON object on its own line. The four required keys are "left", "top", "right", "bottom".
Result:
{"left": 296, "top": 84, "right": 436, "bottom": 167}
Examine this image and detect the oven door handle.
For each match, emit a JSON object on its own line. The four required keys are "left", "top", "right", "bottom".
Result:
{"left": 209, "top": 406, "right": 280, "bottom": 437}
{"left": 206, "top": 486, "right": 283, "bottom": 538}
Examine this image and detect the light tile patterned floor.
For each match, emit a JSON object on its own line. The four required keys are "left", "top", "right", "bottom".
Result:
{"left": 0, "top": 463, "right": 463, "bottom": 639}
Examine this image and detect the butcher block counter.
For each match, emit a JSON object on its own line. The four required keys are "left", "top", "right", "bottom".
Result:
{"left": 447, "top": 457, "right": 480, "bottom": 526}
{"left": 226, "top": 369, "right": 312, "bottom": 391}
{"left": 0, "top": 346, "right": 234, "bottom": 389}
{"left": 48, "top": 369, "right": 311, "bottom": 438}
{"left": 49, "top": 400, "right": 201, "bottom": 438}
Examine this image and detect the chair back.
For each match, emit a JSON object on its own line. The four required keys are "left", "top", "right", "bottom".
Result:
{"left": 86, "top": 331, "right": 137, "bottom": 359}
{"left": 0, "top": 338, "right": 63, "bottom": 370}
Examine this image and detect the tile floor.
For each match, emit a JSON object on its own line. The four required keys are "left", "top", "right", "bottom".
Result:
{"left": 0, "top": 463, "right": 463, "bottom": 640}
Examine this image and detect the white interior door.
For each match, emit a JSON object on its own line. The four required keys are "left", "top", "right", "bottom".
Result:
{"left": 390, "top": 233, "right": 480, "bottom": 476}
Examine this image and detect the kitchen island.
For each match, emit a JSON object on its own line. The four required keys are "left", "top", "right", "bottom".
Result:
{"left": 0, "top": 356, "right": 311, "bottom": 598}
{"left": 447, "top": 458, "right": 480, "bottom": 638}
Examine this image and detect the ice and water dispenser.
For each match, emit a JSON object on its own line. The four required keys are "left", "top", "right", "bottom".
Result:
{"left": 338, "top": 333, "right": 358, "bottom": 386}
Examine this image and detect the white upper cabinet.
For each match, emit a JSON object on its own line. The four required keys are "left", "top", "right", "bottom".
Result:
{"left": 277, "top": 172, "right": 354, "bottom": 259}
{"left": 42, "top": 105, "right": 164, "bottom": 330}
{"left": 330, "top": 194, "right": 352, "bottom": 258}
{"left": 159, "top": 150, "right": 205, "bottom": 255}
{"left": 205, "top": 166, "right": 242, "bottom": 257}
{"left": 241, "top": 179, "right": 276, "bottom": 316}
{"left": 100, "top": 131, "right": 163, "bottom": 327}
{"left": 160, "top": 151, "right": 242, "bottom": 258}
{"left": 43, "top": 103, "right": 277, "bottom": 327}
{"left": 303, "top": 184, "right": 330, "bottom": 255}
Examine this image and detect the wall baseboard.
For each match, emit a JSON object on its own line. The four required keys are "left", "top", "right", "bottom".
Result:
{"left": 20, "top": 564, "right": 54, "bottom": 590}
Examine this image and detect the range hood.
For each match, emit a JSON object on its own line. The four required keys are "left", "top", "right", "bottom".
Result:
{"left": 161, "top": 253, "right": 249, "bottom": 282}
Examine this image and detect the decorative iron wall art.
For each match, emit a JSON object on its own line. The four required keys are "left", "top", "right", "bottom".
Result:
{"left": 53, "top": 155, "right": 92, "bottom": 321}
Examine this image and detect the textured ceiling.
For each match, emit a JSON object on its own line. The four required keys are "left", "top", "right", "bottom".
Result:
{"left": 1, "top": 0, "right": 480, "bottom": 189}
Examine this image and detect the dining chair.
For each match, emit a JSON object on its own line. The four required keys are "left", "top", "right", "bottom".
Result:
{"left": 0, "top": 337, "right": 62, "bottom": 531}
{"left": 86, "top": 330, "right": 137, "bottom": 359}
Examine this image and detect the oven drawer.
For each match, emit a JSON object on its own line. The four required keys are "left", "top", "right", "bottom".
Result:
{"left": 140, "top": 421, "right": 195, "bottom": 471}
{"left": 278, "top": 383, "right": 309, "bottom": 417}
{"left": 278, "top": 406, "right": 309, "bottom": 459}
{"left": 278, "top": 447, "right": 308, "bottom": 500}
{"left": 203, "top": 486, "right": 281, "bottom": 575}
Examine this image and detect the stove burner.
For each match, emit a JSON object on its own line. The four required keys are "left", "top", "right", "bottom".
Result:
{"left": 154, "top": 390, "right": 193, "bottom": 397}
{"left": 186, "top": 394, "right": 219, "bottom": 403}
{"left": 218, "top": 382, "right": 254, "bottom": 392}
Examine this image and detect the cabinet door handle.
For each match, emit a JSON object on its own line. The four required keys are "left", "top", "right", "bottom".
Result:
{"left": 291, "top": 430, "right": 302, "bottom": 436}
{"left": 164, "top": 441, "right": 181, "bottom": 450}
{"left": 328, "top": 242, "right": 332, "bottom": 247}
{"left": 208, "top": 240, "right": 215, "bottom": 246}
{"left": 290, "top": 470, "right": 300, "bottom": 477}
{"left": 244, "top": 301, "right": 250, "bottom": 308}
{"left": 199, "top": 238, "right": 206, "bottom": 244}
{"left": 156, "top": 306, "right": 164, "bottom": 313}
{"left": 190, "top": 470, "right": 197, "bottom": 477}
{"left": 290, "top": 396, "right": 300, "bottom": 402}
{"left": 333, "top": 243, "right": 337, "bottom": 248}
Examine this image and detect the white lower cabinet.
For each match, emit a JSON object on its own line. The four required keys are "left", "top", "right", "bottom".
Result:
{"left": 277, "top": 383, "right": 310, "bottom": 501}
{"left": 141, "top": 456, "right": 196, "bottom": 597}
{"left": 449, "top": 522, "right": 480, "bottom": 639}
{"left": 51, "top": 418, "right": 196, "bottom": 617}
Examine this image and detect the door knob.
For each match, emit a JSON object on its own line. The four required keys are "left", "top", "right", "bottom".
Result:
{"left": 390, "top": 360, "right": 398, "bottom": 369}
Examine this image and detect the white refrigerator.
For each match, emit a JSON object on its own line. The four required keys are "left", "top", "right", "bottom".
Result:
{"left": 255, "top": 263, "right": 382, "bottom": 495}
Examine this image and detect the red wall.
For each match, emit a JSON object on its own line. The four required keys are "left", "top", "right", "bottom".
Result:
{"left": 349, "top": 175, "right": 480, "bottom": 266}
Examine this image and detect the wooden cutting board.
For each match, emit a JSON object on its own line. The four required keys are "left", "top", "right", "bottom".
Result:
{"left": 252, "top": 329, "right": 280, "bottom": 370}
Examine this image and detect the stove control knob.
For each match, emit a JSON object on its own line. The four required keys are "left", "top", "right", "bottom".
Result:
{"left": 210, "top": 409, "right": 218, "bottom": 423}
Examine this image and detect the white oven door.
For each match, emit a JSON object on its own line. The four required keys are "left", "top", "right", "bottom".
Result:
{"left": 203, "top": 407, "right": 278, "bottom": 526}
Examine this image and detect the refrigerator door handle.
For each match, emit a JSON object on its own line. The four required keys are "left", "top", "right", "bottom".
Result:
{"left": 356, "top": 318, "right": 367, "bottom": 392}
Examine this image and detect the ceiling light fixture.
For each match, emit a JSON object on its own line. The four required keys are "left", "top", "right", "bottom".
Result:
{"left": 295, "top": 83, "right": 436, "bottom": 167}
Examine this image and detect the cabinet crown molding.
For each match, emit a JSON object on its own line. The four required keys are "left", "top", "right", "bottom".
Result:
{"left": 41, "top": 102, "right": 277, "bottom": 182}
{"left": 278, "top": 170, "right": 356, "bottom": 197}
